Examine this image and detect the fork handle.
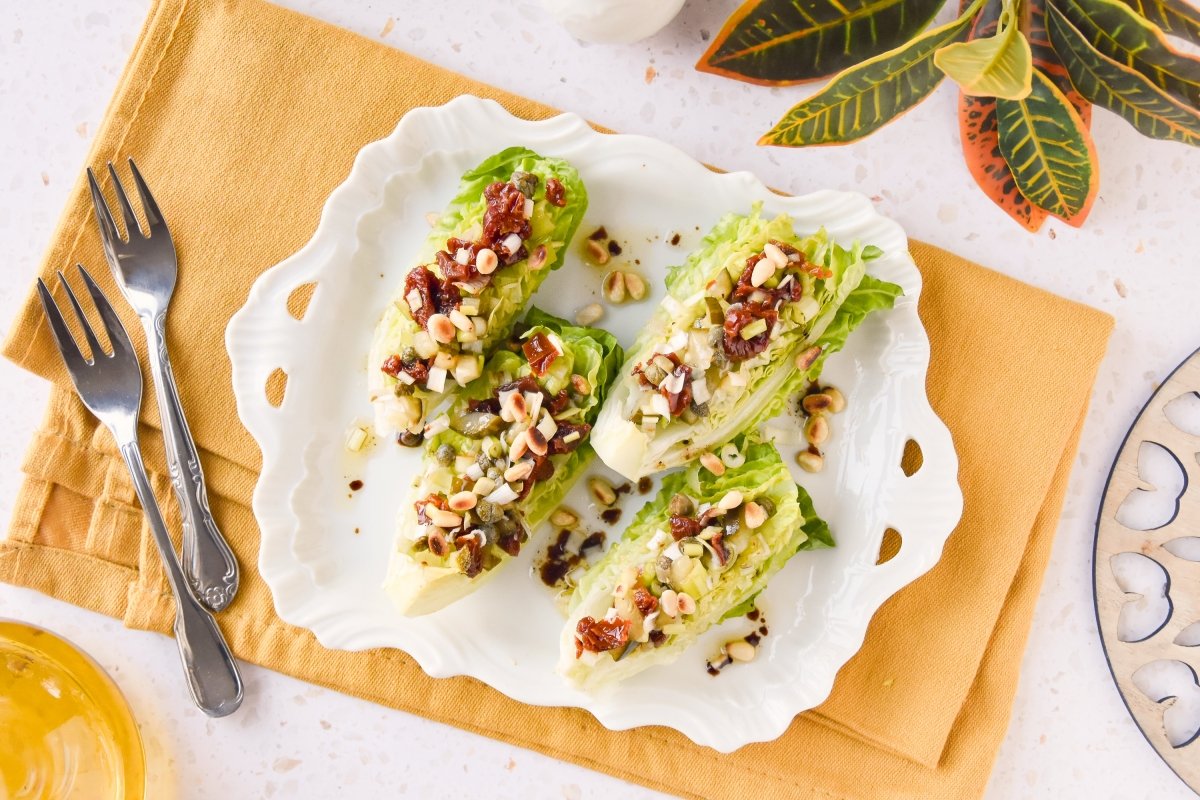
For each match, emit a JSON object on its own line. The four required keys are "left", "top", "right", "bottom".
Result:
{"left": 143, "top": 312, "right": 239, "bottom": 611}
{"left": 117, "top": 439, "right": 243, "bottom": 717}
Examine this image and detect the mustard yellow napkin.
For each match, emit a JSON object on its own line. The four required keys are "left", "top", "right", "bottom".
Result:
{"left": 0, "top": 0, "right": 1113, "bottom": 797}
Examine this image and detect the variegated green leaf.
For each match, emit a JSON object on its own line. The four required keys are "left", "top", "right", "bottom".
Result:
{"left": 698, "top": 0, "right": 950, "bottom": 85}
{"left": 995, "top": 69, "right": 1099, "bottom": 219}
{"left": 936, "top": 0, "right": 1033, "bottom": 98}
{"left": 1052, "top": 0, "right": 1200, "bottom": 107}
{"left": 1047, "top": 3, "right": 1200, "bottom": 143}
{"left": 761, "top": 0, "right": 985, "bottom": 145}
{"left": 1114, "top": 0, "right": 1200, "bottom": 44}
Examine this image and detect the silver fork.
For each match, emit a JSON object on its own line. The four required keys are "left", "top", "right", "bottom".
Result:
{"left": 86, "top": 160, "right": 238, "bottom": 612}
{"left": 37, "top": 266, "right": 243, "bottom": 717}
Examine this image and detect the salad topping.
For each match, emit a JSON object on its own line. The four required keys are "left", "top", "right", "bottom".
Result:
{"left": 573, "top": 473, "right": 776, "bottom": 659}
{"left": 624, "top": 237, "right": 824, "bottom": 433}
{"left": 382, "top": 171, "right": 570, "bottom": 398}
{"left": 408, "top": 355, "right": 595, "bottom": 578}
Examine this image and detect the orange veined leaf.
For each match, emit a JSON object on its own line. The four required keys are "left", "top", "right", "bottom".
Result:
{"left": 760, "top": 0, "right": 985, "bottom": 146}
{"left": 1047, "top": 2, "right": 1200, "bottom": 143}
{"left": 1050, "top": 0, "right": 1200, "bottom": 108}
{"left": 956, "top": 0, "right": 1090, "bottom": 231}
{"left": 994, "top": 68, "right": 1100, "bottom": 224}
{"left": 697, "top": 0, "right": 950, "bottom": 86}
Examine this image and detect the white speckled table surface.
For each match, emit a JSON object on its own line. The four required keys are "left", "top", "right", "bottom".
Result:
{"left": 1, "top": 1, "right": 1198, "bottom": 798}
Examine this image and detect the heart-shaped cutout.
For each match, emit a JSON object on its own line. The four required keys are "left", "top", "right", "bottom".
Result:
{"left": 1111, "top": 551, "right": 1173, "bottom": 643}
{"left": 1132, "top": 659, "right": 1200, "bottom": 748}
{"left": 1115, "top": 441, "right": 1186, "bottom": 532}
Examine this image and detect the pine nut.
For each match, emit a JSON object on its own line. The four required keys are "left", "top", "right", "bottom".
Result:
{"left": 677, "top": 592, "right": 696, "bottom": 615}
{"left": 750, "top": 258, "right": 775, "bottom": 287}
{"left": 802, "top": 393, "right": 833, "bottom": 414}
{"left": 624, "top": 272, "right": 647, "bottom": 301}
{"left": 529, "top": 243, "right": 549, "bottom": 270}
{"left": 527, "top": 427, "right": 549, "bottom": 456}
{"left": 805, "top": 415, "right": 830, "bottom": 446}
{"left": 428, "top": 508, "right": 463, "bottom": 529}
{"left": 575, "top": 303, "right": 604, "bottom": 326}
{"left": 602, "top": 271, "right": 626, "bottom": 303}
{"left": 504, "top": 461, "right": 533, "bottom": 483}
{"left": 589, "top": 476, "right": 617, "bottom": 506}
{"left": 585, "top": 238, "right": 610, "bottom": 265}
{"left": 743, "top": 501, "right": 767, "bottom": 529}
{"left": 824, "top": 386, "right": 846, "bottom": 413}
{"left": 726, "top": 640, "right": 756, "bottom": 662}
{"left": 796, "top": 450, "right": 824, "bottom": 473}
{"left": 699, "top": 452, "right": 726, "bottom": 476}
{"left": 717, "top": 490, "right": 743, "bottom": 511}
{"left": 476, "top": 248, "right": 498, "bottom": 274}
{"left": 794, "top": 345, "right": 822, "bottom": 371}
{"left": 472, "top": 476, "right": 497, "bottom": 496}
{"left": 763, "top": 242, "right": 788, "bottom": 268}
{"left": 550, "top": 507, "right": 579, "bottom": 528}
{"left": 571, "top": 374, "right": 591, "bottom": 396}
{"left": 449, "top": 309, "right": 473, "bottom": 332}
{"left": 509, "top": 430, "right": 529, "bottom": 461}
{"left": 447, "top": 491, "right": 478, "bottom": 512}
{"left": 427, "top": 313, "right": 456, "bottom": 344}
{"left": 659, "top": 589, "right": 680, "bottom": 618}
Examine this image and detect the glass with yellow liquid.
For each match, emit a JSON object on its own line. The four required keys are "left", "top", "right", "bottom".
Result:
{"left": 0, "top": 621, "right": 145, "bottom": 800}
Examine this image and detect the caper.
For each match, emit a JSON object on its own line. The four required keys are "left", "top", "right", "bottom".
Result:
{"left": 397, "top": 430, "right": 424, "bottom": 447}
{"left": 475, "top": 500, "right": 503, "bottom": 523}
{"left": 690, "top": 400, "right": 710, "bottom": 418}
{"left": 668, "top": 493, "right": 695, "bottom": 517}
{"left": 512, "top": 171, "right": 538, "bottom": 198}
{"left": 724, "top": 517, "right": 741, "bottom": 538}
{"left": 655, "top": 554, "right": 674, "bottom": 584}
{"left": 435, "top": 444, "right": 456, "bottom": 466}
{"left": 401, "top": 346, "right": 418, "bottom": 364}
{"left": 486, "top": 467, "right": 502, "bottom": 481}
{"left": 757, "top": 497, "right": 776, "bottom": 517}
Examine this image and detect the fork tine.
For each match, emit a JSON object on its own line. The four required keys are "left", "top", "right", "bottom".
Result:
{"left": 87, "top": 167, "right": 124, "bottom": 259}
{"left": 126, "top": 159, "right": 166, "bottom": 233}
{"left": 36, "top": 278, "right": 88, "bottom": 374}
{"left": 107, "top": 162, "right": 143, "bottom": 239}
{"left": 76, "top": 264, "right": 136, "bottom": 359}
{"left": 56, "top": 269, "right": 106, "bottom": 360}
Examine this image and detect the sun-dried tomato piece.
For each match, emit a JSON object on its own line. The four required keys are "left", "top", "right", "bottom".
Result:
{"left": 545, "top": 178, "right": 566, "bottom": 207}
{"left": 497, "top": 531, "right": 523, "bottom": 557}
{"left": 632, "top": 587, "right": 659, "bottom": 615}
{"left": 467, "top": 396, "right": 502, "bottom": 414}
{"left": 403, "top": 266, "right": 438, "bottom": 327}
{"left": 381, "top": 354, "right": 430, "bottom": 384}
{"left": 722, "top": 302, "right": 778, "bottom": 362}
{"left": 575, "top": 615, "right": 631, "bottom": 658}
{"left": 731, "top": 254, "right": 764, "bottom": 302}
{"left": 415, "top": 494, "right": 449, "bottom": 523}
{"left": 710, "top": 530, "right": 729, "bottom": 567}
{"left": 547, "top": 422, "right": 590, "bottom": 454}
{"left": 522, "top": 331, "right": 560, "bottom": 376}
{"left": 663, "top": 363, "right": 693, "bottom": 417}
{"left": 669, "top": 514, "right": 703, "bottom": 541}
{"left": 482, "top": 181, "right": 532, "bottom": 248}
{"left": 498, "top": 375, "right": 540, "bottom": 396}
{"left": 547, "top": 389, "right": 571, "bottom": 415}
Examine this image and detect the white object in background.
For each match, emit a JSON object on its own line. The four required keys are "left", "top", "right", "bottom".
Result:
{"left": 226, "top": 96, "right": 962, "bottom": 752}
{"left": 540, "top": 0, "right": 687, "bottom": 44}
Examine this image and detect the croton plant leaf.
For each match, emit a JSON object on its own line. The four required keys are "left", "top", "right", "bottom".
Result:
{"left": 760, "top": 0, "right": 984, "bottom": 145}
{"left": 1047, "top": 2, "right": 1200, "bottom": 143}
{"left": 1113, "top": 0, "right": 1200, "bottom": 43}
{"left": 935, "top": 0, "right": 1033, "bottom": 98}
{"left": 1051, "top": 0, "right": 1200, "bottom": 107}
{"left": 994, "top": 68, "right": 1099, "bottom": 221}
{"left": 698, "top": 0, "right": 950, "bottom": 85}
{"left": 959, "top": 0, "right": 1094, "bottom": 230}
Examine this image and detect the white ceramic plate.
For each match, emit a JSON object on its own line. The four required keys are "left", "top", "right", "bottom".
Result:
{"left": 227, "top": 97, "right": 962, "bottom": 752}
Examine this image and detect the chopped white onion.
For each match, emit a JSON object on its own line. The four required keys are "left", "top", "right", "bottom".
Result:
{"left": 485, "top": 483, "right": 519, "bottom": 506}
{"left": 426, "top": 366, "right": 447, "bottom": 393}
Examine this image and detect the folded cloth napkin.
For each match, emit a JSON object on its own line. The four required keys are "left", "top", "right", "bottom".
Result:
{"left": 0, "top": 0, "right": 1112, "bottom": 797}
